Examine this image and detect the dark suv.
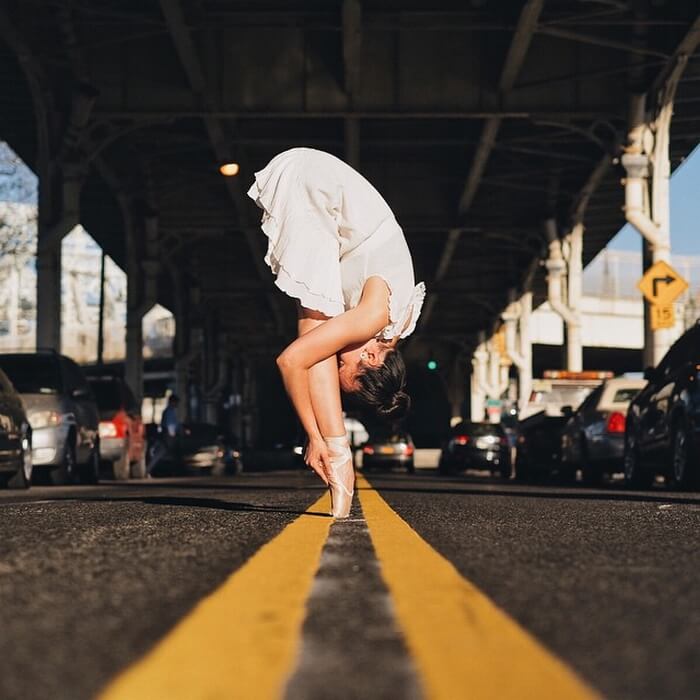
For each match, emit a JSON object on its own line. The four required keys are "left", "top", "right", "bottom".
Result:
{"left": 0, "top": 352, "right": 100, "bottom": 485}
{"left": 624, "top": 322, "right": 700, "bottom": 489}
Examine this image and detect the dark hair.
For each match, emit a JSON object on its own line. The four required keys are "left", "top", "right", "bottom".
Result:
{"left": 354, "top": 349, "right": 410, "bottom": 422}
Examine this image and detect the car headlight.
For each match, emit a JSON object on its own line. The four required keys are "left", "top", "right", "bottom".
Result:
{"left": 28, "top": 410, "right": 62, "bottom": 429}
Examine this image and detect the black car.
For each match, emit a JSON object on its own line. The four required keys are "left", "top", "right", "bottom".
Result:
{"left": 0, "top": 368, "right": 33, "bottom": 489}
{"left": 624, "top": 322, "right": 700, "bottom": 489}
{"left": 362, "top": 431, "right": 414, "bottom": 473}
{"left": 560, "top": 377, "right": 645, "bottom": 485}
{"left": 439, "top": 422, "right": 510, "bottom": 478}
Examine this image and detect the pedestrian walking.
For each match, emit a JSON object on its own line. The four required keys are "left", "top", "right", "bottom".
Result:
{"left": 248, "top": 148, "right": 425, "bottom": 517}
{"left": 147, "top": 394, "right": 180, "bottom": 475}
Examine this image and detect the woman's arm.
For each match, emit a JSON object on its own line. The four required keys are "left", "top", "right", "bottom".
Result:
{"left": 276, "top": 278, "right": 389, "bottom": 447}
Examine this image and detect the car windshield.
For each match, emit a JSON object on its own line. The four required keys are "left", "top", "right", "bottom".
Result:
{"left": 453, "top": 423, "right": 501, "bottom": 437}
{"left": 370, "top": 432, "right": 410, "bottom": 443}
{"left": 90, "top": 381, "right": 122, "bottom": 409}
{"left": 0, "top": 355, "right": 61, "bottom": 394}
{"left": 530, "top": 385, "right": 594, "bottom": 410}
{"left": 611, "top": 388, "right": 640, "bottom": 404}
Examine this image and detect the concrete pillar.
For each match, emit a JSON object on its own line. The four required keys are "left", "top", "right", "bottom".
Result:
{"left": 502, "top": 291, "right": 533, "bottom": 412}
{"left": 447, "top": 354, "right": 467, "bottom": 424}
{"left": 544, "top": 219, "right": 583, "bottom": 372}
{"left": 566, "top": 222, "right": 584, "bottom": 372}
{"left": 622, "top": 90, "right": 676, "bottom": 366}
{"left": 36, "top": 163, "right": 82, "bottom": 351}
{"left": 124, "top": 203, "right": 159, "bottom": 404}
{"left": 345, "top": 119, "right": 360, "bottom": 169}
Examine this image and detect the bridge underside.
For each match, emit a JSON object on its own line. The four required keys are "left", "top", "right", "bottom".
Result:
{"left": 0, "top": 1, "right": 699, "bottom": 371}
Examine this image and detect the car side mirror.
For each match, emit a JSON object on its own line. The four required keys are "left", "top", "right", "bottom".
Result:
{"left": 72, "top": 387, "right": 90, "bottom": 400}
{"left": 561, "top": 405, "right": 574, "bottom": 418}
{"left": 643, "top": 366, "right": 656, "bottom": 381}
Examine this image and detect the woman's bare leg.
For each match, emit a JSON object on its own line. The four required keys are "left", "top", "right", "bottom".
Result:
{"left": 297, "top": 306, "right": 354, "bottom": 516}
{"left": 297, "top": 306, "right": 345, "bottom": 437}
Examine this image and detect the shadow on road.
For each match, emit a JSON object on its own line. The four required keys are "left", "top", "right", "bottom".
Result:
{"left": 361, "top": 472, "right": 700, "bottom": 506}
{"left": 48, "top": 493, "right": 331, "bottom": 518}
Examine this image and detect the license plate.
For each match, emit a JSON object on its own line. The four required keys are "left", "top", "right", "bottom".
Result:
{"left": 380, "top": 446, "right": 394, "bottom": 454}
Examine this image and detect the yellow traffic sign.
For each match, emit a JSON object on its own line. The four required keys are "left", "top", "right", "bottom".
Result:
{"left": 637, "top": 260, "right": 689, "bottom": 306}
{"left": 650, "top": 303, "right": 675, "bottom": 330}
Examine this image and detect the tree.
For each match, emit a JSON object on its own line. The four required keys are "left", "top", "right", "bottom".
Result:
{"left": 0, "top": 142, "right": 37, "bottom": 262}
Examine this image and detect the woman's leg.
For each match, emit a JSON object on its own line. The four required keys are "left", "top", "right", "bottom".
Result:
{"left": 297, "top": 306, "right": 345, "bottom": 438}
{"left": 297, "top": 306, "right": 354, "bottom": 516}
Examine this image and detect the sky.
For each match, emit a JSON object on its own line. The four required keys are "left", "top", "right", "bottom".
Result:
{"left": 608, "top": 144, "right": 699, "bottom": 256}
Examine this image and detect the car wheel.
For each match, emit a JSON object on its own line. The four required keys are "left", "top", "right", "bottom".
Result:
{"left": 49, "top": 441, "right": 77, "bottom": 486}
{"left": 580, "top": 440, "right": 602, "bottom": 487}
{"left": 669, "top": 420, "right": 696, "bottom": 490}
{"left": 130, "top": 450, "right": 147, "bottom": 479}
{"left": 406, "top": 460, "right": 415, "bottom": 475}
{"left": 78, "top": 442, "right": 100, "bottom": 485}
{"left": 7, "top": 436, "right": 32, "bottom": 490}
{"left": 437, "top": 455, "right": 451, "bottom": 476}
{"left": 498, "top": 458, "right": 512, "bottom": 480}
{"left": 112, "top": 439, "right": 130, "bottom": 481}
{"left": 623, "top": 429, "right": 653, "bottom": 489}
{"left": 514, "top": 454, "right": 532, "bottom": 483}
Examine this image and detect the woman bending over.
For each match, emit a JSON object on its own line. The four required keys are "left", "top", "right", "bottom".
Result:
{"left": 248, "top": 148, "right": 425, "bottom": 517}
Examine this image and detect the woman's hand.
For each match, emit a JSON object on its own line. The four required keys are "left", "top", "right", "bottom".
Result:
{"left": 304, "top": 436, "right": 330, "bottom": 485}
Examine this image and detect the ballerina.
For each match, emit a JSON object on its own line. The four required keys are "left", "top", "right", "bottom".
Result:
{"left": 247, "top": 148, "right": 425, "bottom": 517}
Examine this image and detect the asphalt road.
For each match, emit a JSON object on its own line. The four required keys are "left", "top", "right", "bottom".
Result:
{"left": 0, "top": 469, "right": 698, "bottom": 700}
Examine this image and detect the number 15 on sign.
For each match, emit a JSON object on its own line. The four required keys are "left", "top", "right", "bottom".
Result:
{"left": 650, "top": 303, "right": 675, "bottom": 330}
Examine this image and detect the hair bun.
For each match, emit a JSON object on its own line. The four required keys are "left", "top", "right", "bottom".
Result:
{"left": 378, "top": 389, "right": 410, "bottom": 421}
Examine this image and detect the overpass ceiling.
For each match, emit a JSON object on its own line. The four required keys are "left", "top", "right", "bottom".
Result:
{"left": 1, "top": 1, "right": 699, "bottom": 352}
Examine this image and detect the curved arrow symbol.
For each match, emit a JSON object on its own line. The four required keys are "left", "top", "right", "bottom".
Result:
{"left": 652, "top": 274, "right": 676, "bottom": 298}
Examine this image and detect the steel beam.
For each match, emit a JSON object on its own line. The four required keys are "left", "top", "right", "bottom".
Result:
{"left": 538, "top": 26, "right": 669, "bottom": 59}
{"left": 418, "top": 0, "right": 544, "bottom": 333}
{"left": 93, "top": 109, "right": 616, "bottom": 120}
{"left": 343, "top": 0, "right": 362, "bottom": 168}
{"left": 159, "top": 0, "right": 286, "bottom": 336}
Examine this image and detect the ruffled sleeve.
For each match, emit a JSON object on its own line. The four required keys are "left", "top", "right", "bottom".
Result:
{"left": 398, "top": 282, "right": 426, "bottom": 339}
{"left": 378, "top": 281, "right": 426, "bottom": 341}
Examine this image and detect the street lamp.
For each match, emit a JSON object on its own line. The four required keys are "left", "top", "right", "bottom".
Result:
{"left": 219, "top": 162, "right": 240, "bottom": 177}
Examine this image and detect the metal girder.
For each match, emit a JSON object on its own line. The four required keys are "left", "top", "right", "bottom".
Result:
{"left": 93, "top": 109, "right": 617, "bottom": 120}
{"left": 158, "top": 0, "right": 285, "bottom": 336}
{"left": 538, "top": 26, "right": 670, "bottom": 59}
{"left": 570, "top": 153, "right": 612, "bottom": 225}
{"left": 649, "top": 14, "right": 700, "bottom": 99}
{"left": 343, "top": 0, "right": 362, "bottom": 167}
{"left": 419, "top": 0, "right": 544, "bottom": 334}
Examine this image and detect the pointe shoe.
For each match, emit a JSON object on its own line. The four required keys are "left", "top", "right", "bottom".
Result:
{"left": 324, "top": 436, "right": 354, "bottom": 519}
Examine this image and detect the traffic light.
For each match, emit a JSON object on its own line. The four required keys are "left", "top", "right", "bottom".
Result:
{"left": 427, "top": 359, "right": 438, "bottom": 371}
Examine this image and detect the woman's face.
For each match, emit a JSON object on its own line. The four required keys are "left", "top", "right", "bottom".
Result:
{"left": 337, "top": 338, "right": 392, "bottom": 392}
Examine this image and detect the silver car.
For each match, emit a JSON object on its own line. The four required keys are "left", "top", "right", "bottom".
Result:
{"left": 0, "top": 352, "right": 100, "bottom": 485}
{"left": 560, "top": 377, "right": 646, "bottom": 485}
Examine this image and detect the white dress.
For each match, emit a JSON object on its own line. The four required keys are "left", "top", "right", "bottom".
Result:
{"left": 247, "top": 148, "right": 426, "bottom": 340}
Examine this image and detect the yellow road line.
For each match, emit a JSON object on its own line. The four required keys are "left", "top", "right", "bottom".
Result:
{"left": 99, "top": 492, "right": 332, "bottom": 700}
{"left": 357, "top": 475, "right": 600, "bottom": 700}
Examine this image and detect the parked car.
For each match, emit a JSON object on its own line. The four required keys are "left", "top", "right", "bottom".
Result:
{"left": 362, "top": 430, "right": 415, "bottom": 473}
{"left": 0, "top": 368, "right": 33, "bottom": 489}
{"left": 560, "top": 377, "right": 646, "bottom": 485}
{"left": 0, "top": 352, "right": 99, "bottom": 485}
{"left": 438, "top": 422, "right": 510, "bottom": 478}
{"left": 624, "top": 322, "right": 700, "bottom": 489}
{"left": 89, "top": 376, "right": 146, "bottom": 480}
